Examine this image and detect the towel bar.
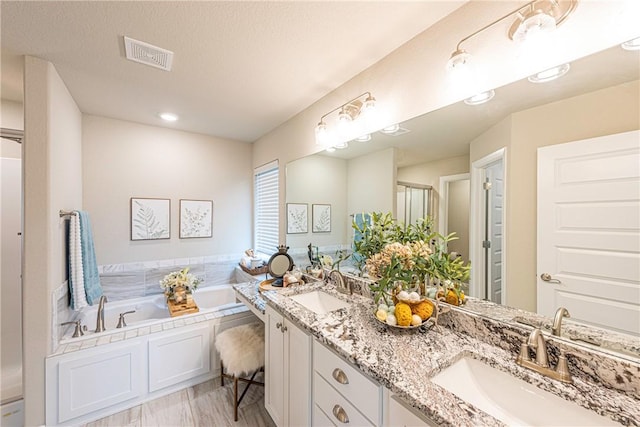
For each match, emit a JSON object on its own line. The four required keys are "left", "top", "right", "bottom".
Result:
{"left": 59, "top": 210, "right": 76, "bottom": 218}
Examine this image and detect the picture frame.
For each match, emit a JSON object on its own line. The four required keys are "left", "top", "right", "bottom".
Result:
{"left": 179, "top": 199, "right": 214, "bottom": 239}
{"left": 130, "top": 197, "right": 170, "bottom": 241}
{"left": 286, "top": 203, "right": 308, "bottom": 234}
{"left": 312, "top": 204, "right": 331, "bottom": 233}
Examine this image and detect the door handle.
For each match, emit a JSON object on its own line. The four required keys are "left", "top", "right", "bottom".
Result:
{"left": 540, "top": 273, "right": 561, "bottom": 284}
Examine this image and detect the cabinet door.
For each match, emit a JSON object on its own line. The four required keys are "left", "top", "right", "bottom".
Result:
{"left": 265, "top": 306, "right": 286, "bottom": 427}
{"left": 287, "top": 318, "right": 311, "bottom": 427}
{"left": 387, "top": 394, "right": 438, "bottom": 427}
{"left": 57, "top": 341, "right": 143, "bottom": 423}
{"left": 148, "top": 324, "right": 210, "bottom": 392}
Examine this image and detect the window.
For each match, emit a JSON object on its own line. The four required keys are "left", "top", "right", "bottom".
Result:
{"left": 254, "top": 160, "right": 279, "bottom": 256}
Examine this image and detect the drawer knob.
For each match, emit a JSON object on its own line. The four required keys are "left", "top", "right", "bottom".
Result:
{"left": 332, "top": 368, "right": 349, "bottom": 384}
{"left": 275, "top": 322, "right": 282, "bottom": 330}
{"left": 332, "top": 404, "right": 350, "bottom": 424}
{"left": 281, "top": 325, "right": 288, "bottom": 332}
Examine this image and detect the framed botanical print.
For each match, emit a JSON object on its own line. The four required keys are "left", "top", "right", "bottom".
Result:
{"left": 286, "top": 203, "right": 308, "bottom": 234}
{"left": 312, "top": 204, "right": 331, "bottom": 233}
{"left": 130, "top": 197, "right": 170, "bottom": 240}
{"left": 180, "top": 199, "right": 213, "bottom": 238}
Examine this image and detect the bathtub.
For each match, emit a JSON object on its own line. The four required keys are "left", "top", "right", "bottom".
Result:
{"left": 50, "top": 283, "right": 257, "bottom": 425}
{"left": 67, "top": 284, "right": 242, "bottom": 339}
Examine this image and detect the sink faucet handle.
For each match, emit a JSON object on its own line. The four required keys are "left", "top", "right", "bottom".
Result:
{"left": 516, "top": 339, "right": 531, "bottom": 363}
{"left": 555, "top": 350, "right": 572, "bottom": 382}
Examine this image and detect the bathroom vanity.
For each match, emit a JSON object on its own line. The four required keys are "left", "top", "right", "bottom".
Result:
{"left": 234, "top": 280, "right": 640, "bottom": 426}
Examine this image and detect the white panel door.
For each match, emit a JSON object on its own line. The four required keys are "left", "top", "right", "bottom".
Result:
{"left": 537, "top": 130, "right": 640, "bottom": 335}
{"left": 485, "top": 161, "right": 504, "bottom": 304}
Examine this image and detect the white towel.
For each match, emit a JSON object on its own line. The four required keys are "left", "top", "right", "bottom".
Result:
{"left": 69, "top": 212, "right": 88, "bottom": 310}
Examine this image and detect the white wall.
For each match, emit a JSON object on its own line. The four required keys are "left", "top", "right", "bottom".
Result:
{"left": 470, "top": 79, "right": 640, "bottom": 311}
{"left": 286, "top": 154, "right": 348, "bottom": 250}
{"left": 347, "top": 147, "right": 396, "bottom": 216}
{"left": 82, "top": 115, "right": 253, "bottom": 265}
{"left": 252, "top": 1, "right": 640, "bottom": 245}
{"left": 23, "top": 56, "right": 83, "bottom": 425}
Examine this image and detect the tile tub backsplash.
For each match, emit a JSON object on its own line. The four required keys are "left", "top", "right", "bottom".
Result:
{"left": 98, "top": 254, "right": 242, "bottom": 301}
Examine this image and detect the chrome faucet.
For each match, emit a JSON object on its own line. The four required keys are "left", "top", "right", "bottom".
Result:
{"left": 95, "top": 295, "right": 108, "bottom": 333}
{"left": 552, "top": 307, "right": 570, "bottom": 337}
{"left": 516, "top": 327, "right": 572, "bottom": 383}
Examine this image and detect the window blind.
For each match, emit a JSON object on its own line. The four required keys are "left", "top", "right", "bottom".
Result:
{"left": 254, "top": 161, "right": 279, "bottom": 256}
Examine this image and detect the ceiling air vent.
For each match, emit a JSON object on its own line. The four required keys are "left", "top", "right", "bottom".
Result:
{"left": 124, "top": 36, "right": 173, "bottom": 71}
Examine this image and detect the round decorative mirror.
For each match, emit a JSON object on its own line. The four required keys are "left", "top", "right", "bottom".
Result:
{"left": 267, "top": 245, "right": 294, "bottom": 283}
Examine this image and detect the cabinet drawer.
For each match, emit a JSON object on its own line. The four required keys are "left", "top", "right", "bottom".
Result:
{"left": 313, "top": 403, "right": 337, "bottom": 427}
{"left": 313, "top": 340, "right": 380, "bottom": 422}
{"left": 314, "top": 373, "right": 374, "bottom": 427}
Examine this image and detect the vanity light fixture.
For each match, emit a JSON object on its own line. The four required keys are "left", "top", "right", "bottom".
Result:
{"left": 621, "top": 37, "right": 640, "bottom": 51}
{"left": 527, "top": 63, "right": 570, "bottom": 83}
{"left": 314, "top": 92, "right": 376, "bottom": 148}
{"left": 464, "top": 89, "right": 495, "bottom": 106}
{"left": 159, "top": 112, "right": 178, "bottom": 122}
{"left": 446, "top": 0, "right": 578, "bottom": 70}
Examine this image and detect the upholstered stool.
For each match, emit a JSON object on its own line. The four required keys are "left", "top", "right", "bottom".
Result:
{"left": 215, "top": 322, "right": 265, "bottom": 421}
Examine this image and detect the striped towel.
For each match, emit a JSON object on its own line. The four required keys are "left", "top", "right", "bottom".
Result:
{"left": 69, "top": 212, "right": 88, "bottom": 310}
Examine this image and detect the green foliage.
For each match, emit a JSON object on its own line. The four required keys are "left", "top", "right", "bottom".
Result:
{"left": 352, "top": 212, "right": 471, "bottom": 301}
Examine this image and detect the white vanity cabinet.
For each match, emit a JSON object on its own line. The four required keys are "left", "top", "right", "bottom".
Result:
{"left": 265, "top": 305, "right": 312, "bottom": 427}
{"left": 312, "top": 340, "right": 382, "bottom": 426}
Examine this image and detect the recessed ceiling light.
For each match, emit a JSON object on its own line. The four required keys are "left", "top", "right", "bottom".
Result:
{"left": 621, "top": 37, "right": 640, "bottom": 51}
{"left": 528, "top": 63, "right": 570, "bottom": 83}
{"left": 354, "top": 134, "right": 371, "bottom": 142}
{"left": 464, "top": 89, "right": 495, "bottom": 106}
{"left": 380, "top": 123, "right": 400, "bottom": 134}
{"left": 159, "top": 112, "right": 178, "bottom": 122}
{"left": 325, "top": 146, "right": 336, "bottom": 153}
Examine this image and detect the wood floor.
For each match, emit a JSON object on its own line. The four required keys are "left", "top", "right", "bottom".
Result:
{"left": 84, "top": 374, "right": 275, "bottom": 427}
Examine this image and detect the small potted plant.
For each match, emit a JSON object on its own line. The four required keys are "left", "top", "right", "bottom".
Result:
{"left": 160, "top": 267, "right": 202, "bottom": 316}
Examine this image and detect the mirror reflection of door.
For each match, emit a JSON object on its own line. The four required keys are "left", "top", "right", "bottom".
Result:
{"left": 484, "top": 160, "right": 504, "bottom": 304}
{"left": 470, "top": 149, "right": 506, "bottom": 304}
{"left": 537, "top": 131, "right": 640, "bottom": 335}
{"left": 397, "top": 182, "right": 432, "bottom": 226}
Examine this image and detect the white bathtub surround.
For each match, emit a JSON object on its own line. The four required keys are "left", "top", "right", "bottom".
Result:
{"left": 98, "top": 254, "right": 242, "bottom": 301}
{"left": 46, "top": 284, "right": 258, "bottom": 426}
{"left": 52, "top": 282, "right": 75, "bottom": 354}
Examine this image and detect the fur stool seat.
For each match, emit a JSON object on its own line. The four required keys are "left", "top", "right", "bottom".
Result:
{"left": 215, "top": 322, "right": 265, "bottom": 421}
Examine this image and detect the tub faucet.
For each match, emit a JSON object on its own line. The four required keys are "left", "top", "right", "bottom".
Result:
{"left": 552, "top": 307, "right": 570, "bottom": 337}
{"left": 95, "top": 295, "right": 108, "bottom": 333}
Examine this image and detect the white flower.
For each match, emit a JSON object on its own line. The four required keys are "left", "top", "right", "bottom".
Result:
{"left": 160, "top": 267, "right": 202, "bottom": 292}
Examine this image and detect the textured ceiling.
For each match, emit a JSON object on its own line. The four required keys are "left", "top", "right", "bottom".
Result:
{"left": 0, "top": 1, "right": 467, "bottom": 142}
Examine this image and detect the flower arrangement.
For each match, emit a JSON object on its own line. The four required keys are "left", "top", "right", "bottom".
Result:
{"left": 352, "top": 212, "right": 470, "bottom": 305}
{"left": 160, "top": 267, "right": 202, "bottom": 302}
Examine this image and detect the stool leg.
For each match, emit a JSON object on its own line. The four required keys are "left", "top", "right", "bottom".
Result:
{"left": 234, "top": 376, "right": 239, "bottom": 422}
{"left": 220, "top": 360, "right": 224, "bottom": 386}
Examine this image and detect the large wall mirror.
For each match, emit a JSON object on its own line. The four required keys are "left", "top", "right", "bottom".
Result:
{"left": 286, "top": 43, "right": 639, "bottom": 358}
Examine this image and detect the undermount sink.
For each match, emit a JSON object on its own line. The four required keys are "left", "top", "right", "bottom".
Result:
{"left": 431, "top": 356, "right": 617, "bottom": 426}
{"left": 289, "top": 291, "right": 349, "bottom": 315}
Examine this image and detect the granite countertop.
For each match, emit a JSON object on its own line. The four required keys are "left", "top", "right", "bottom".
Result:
{"left": 233, "top": 282, "right": 639, "bottom": 426}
